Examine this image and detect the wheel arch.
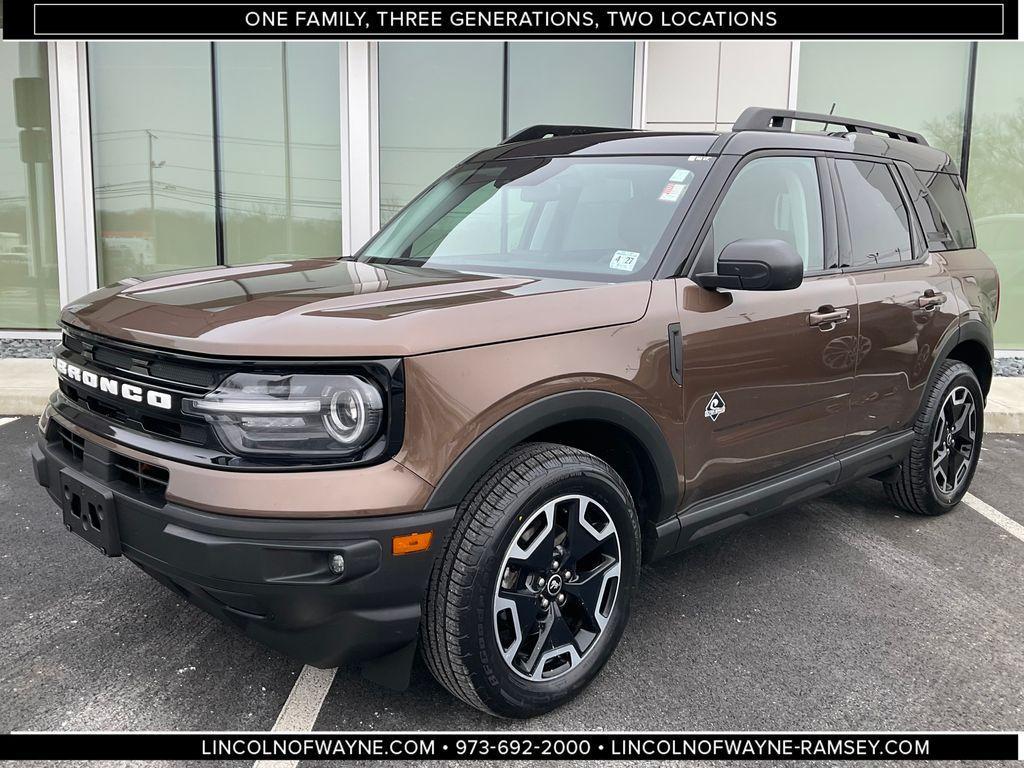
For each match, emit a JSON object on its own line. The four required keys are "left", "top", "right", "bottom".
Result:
{"left": 425, "top": 391, "right": 680, "bottom": 530}
{"left": 931, "top": 319, "right": 994, "bottom": 399}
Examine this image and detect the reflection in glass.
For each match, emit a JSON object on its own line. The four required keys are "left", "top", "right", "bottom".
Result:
{"left": 215, "top": 42, "right": 342, "bottom": 265}
{"left": 707, "top": 156, "right": 824, "bottom": 271}
{"left": 797, "top": 42, "right": 971, "bottom": 164}
{"left": 377, "top": 42, "right": 503, "bottom": 225}
{"left": 362, "top": 156, "right": 711, "bottom": 281}
{"left": 0, "top": 41, "right": 59, "bottom": 329}
{"left": 967, "top": 43, "right": 1024, "bottom": 349}
{"left": 90, "top": 43, "right": 218, "bottom": 285}
{"left": 506, "top": 43, "right": 635, "bottom": 136}
{"left": 835, "top": 160, "right": 912, "bottom": 267}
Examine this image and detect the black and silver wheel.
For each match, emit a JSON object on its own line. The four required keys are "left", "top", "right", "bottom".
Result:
{"left": 421, "top": 443, "right": 641, "bottom": 718}
{"left": 884, "top": 360, "right": 984, "bottom": 515}
{"left": 493, "top": 494, "right": 621, "bottom": 682}
{"left": 930, "top": 384, "right": 978, "bottom": 498}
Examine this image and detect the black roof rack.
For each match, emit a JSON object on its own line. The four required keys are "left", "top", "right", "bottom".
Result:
{"left": 732, "top": 107, "right": 928, "bottom": 146}
{"left": 502, "top": 124, "right": 633, "bottom": 144}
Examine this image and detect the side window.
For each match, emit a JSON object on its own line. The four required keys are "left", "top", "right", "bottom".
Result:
{"left": 901, "top": 168, "right": 957, "bottom": 251}
{"left": 919, "top": 171, "right": 975, "bottom": 249}
{"left": 835, "top": 159, "right": 913, "bottom": 267}
{"left": 704, "top": 156, "right": 825, "bottom": 273}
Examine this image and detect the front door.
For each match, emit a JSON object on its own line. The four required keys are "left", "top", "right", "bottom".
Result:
{"left": 678, "top": 154, "right": 858, "bottom": 508}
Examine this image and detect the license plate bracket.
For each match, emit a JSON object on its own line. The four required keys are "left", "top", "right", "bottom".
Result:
{"left": 59, "top": 467, "right": 121, "bottom": 557}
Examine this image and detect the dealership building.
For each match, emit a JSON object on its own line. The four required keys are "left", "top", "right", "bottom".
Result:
{"left": 0, "top": 39, "right": 1021, "bottom": 348}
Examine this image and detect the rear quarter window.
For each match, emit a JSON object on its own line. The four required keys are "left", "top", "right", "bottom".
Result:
{"left": 910, "top": 169, "right": 976, "bottom": 250}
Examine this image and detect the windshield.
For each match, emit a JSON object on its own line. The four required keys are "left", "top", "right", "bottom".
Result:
{"left": 359, "top": 155, "right": 714, "bottom": 281}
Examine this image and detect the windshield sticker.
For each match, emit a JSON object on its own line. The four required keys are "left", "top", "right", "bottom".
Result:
{"left": 609, "top": 250, "right": 640, "bottom": 271}
{"left": 659, "top": 181, "right": 687, "bottom": 203}
{"left": 670, "top": 168, "right": 695, "bottom": 183}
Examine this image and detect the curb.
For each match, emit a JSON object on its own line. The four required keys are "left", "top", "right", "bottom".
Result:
{"left": 0, "top": 359, "right": 56, "bottom": 418}
{"left": 986, "top": 378, "right": 1024, "bottom": 435}
{"left": 1, "top": 358, "right": 1022, "bottom": 433}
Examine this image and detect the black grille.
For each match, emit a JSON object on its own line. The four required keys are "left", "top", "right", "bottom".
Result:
{"left": 58, "top": 327, "right": 220, "bottom": 449}
{"left": 148, "top": 360, "right": 220, "bottom": 389}
{"left": 53, "top": 421, "right": 169, "bottom": 502}
{"left": 113, "top": 454, "right": 169, "bottom": 498}
{"left": 92, "top": 345, "right": 134, "bottom": 371}
{"left": 56, "top": 421, "right": 86, "bottom": 462}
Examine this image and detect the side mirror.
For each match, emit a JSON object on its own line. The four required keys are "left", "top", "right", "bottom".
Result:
{"left": 695, "top": 239, "right": 804, "bottom": 291}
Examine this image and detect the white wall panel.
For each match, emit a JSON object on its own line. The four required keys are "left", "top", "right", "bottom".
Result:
{"left": 644, "top": 41, "right": 720, "bottom": 125}
{"left": 716, "top": 41, "right": 793, "bottom": 123}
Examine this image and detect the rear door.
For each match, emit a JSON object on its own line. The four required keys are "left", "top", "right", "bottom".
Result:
{"left": 831, "top": 157, "right": 959, "bottom": 446}
{"left": 677, "top": 154, "right": 858, "bottom": 507}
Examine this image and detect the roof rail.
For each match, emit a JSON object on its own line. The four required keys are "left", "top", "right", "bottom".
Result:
{"left": 502, "top": 124, "right": 633, "bottom": 144}
{"left": 732, "top": 107, "right": 928, "bottom": 146}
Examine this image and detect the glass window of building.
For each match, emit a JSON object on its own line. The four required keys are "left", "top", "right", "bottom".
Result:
{"left": 89, "top": 43, "right": 218, "bottom": 285}
{"left": 505, "top": 43, "right": 635, "bottom": 136}
{"left": 215, "top": 42, "right": 342, "bottom": 265}
{"left": 377, "top": 42, "right": 503, "bottom": 225}
{"left": 967, "top": 43, "right": 1024, "bottom": 349}
{"left": 0, "top": 41, "right": 59, "bottom": 329}
{"left": 796, "top": 42, "right": 972, "bottom": 164}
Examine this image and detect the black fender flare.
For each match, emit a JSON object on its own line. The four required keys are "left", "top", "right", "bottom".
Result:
{"left": 425, "top": 390, "right": 679, "bottom": 521}
{"left": 923, "top": 318, "right": 993, "bottom": 403}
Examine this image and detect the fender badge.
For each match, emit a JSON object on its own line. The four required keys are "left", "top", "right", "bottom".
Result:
{"left": 705, "top": 392, "right": 726, "bottom": 422}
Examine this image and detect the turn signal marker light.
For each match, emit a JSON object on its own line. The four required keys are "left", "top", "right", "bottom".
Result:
{"left": 393, "top": 530, "right": 432, "bottom": 555}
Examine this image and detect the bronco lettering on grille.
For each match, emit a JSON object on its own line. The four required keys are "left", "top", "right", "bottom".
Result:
{"left": 54, "top": 356, "right": 173, "bottom": 410}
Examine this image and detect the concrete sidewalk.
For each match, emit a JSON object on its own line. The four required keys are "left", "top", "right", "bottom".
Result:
{"left": 0, "top": 358, "right": 56, "bottom": 416}
{"left": 1, "top": 357, "right": 1022, "bottom": 432}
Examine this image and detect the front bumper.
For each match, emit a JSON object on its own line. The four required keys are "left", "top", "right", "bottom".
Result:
{"left": 31, "top": 414, "right": 456, "bottom": 671}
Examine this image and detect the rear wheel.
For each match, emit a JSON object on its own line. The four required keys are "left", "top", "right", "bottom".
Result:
{"left": 884, "top": 360, "right": 983, "bottom": 515}
{"left": 421, "top": 442, "right": 641, "bottom": 718}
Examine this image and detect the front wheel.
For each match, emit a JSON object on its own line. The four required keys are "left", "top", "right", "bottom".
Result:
{"left": 884, "top": 360, "right": 984, "bottom": 515}
{"left": 421, "top": 443, "right": 641, "bottom": 718}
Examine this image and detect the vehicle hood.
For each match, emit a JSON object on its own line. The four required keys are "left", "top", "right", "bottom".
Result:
{"left": 61, "top": 259, "right": 653, "bottom": 357}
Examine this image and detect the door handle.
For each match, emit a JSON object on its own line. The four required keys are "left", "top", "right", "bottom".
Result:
{"left": 918, "top": 291, "right": 947, "bottom": 309}
{"left": 808, "top": 306, "right": 850, "bottom": 329}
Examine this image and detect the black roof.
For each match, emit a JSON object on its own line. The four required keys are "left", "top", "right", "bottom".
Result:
{"left": 467, "top": 107, "right": 956, "bottom": 175}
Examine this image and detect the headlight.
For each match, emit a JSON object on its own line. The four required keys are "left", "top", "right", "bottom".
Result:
{"left": 183, "top": 372, "right": 384, "bottom": 460}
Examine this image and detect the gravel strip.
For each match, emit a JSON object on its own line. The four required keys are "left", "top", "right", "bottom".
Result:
{"left": 1, "top": 335, "right": 1023, "bottom": 376}
{"left": 0, "top": 339, "right": 58, "bottom": 359}
{"left": 995, "top": 357, "right": 1024, "bottom": 377}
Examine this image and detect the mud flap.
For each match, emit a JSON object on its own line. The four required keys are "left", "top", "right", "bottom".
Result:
{"left": 361, "top": 639, "right": 418, "bottom": 691}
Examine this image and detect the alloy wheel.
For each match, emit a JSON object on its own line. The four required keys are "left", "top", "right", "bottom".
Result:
{"left": 931, "top": 385, "right": 977, "bottom": 496}
{"left": 492, "top": 494, "right": 621, "bottom": 681}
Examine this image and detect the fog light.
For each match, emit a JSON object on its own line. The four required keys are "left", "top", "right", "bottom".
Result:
{"left": 328, "top": 553, "right": 345, "bottom": 575}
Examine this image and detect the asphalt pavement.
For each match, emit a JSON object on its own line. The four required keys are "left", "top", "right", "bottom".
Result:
{"left": 0, "top": 416, "right": 1021, "bottom": 766}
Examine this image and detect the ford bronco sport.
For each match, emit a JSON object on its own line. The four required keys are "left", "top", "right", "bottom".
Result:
{"left": 33, "top": 107, "right": 998, "bottom": 718}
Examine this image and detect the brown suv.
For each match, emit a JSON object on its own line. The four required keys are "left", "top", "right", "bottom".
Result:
{"left": 32, "top": 108, "right": 998, "bottom": 718}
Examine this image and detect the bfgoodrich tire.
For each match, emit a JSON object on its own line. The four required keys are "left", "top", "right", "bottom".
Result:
{"left": 421, "top": 442, "right": 641, "bottom": 718}
{"left": 884, "top": 360, "right": 984, "bottom": 516}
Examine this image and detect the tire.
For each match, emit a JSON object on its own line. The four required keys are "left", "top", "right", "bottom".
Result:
{"left": 421, "top": 442, "right": 641, "bottom": 718}
{"left": 884, "top": 360, "right": 984, "bottom": 516}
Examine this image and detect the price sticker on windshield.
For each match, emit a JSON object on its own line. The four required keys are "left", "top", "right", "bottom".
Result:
{"left": 659, "top": 182, "right": 686, "bottom": 202}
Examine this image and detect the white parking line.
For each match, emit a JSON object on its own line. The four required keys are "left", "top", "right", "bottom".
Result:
{"left": 0, "top": 417, "right": 17, "bottom": 427}
{"left": 963, "top": 492, "right": 1024, "bottom": 543}
{"left": 252, "top": 665, "right": 337, "bottom": 768}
